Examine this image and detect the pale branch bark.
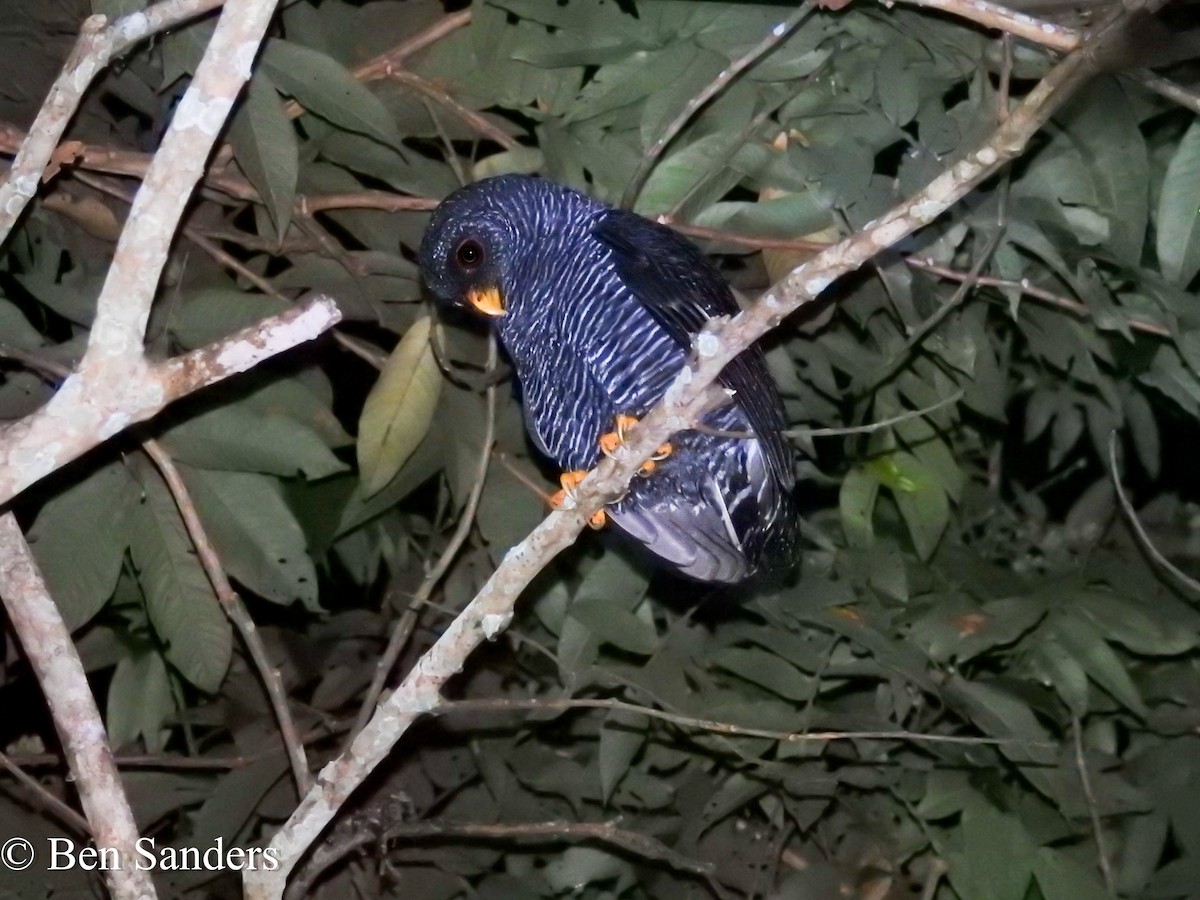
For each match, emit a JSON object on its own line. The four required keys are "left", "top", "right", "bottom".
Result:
{"left": 0, "top": 296, "right": 339, "bottom": 506}
{"left": 0, "top": 0, "right": 322, "bottom": 508}
{"left": 0, "top": 0, "right": 224, "bottom": 241}
{"left": 245, "top": 4, "right": 1160, "bottom": 895}
{"left": 82, "top": 0, "right": 278, "bottom": 368}
{"left": 0, "top": 514, "right": 157, "bottom": 900}
{"left": 890, "top": 0, "right": 1078, "bottom": 51}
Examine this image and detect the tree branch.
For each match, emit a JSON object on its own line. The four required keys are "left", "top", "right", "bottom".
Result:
{"left": 0, "top": 514, "right": 155, "bottom": 900}
{"left": 246, "top": 4, "right": 1161, "bottom": 895}
{"left": 0, "top": 0, "right": 224, "bottom": 242}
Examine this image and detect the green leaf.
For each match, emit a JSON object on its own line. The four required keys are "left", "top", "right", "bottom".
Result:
{"left": 1077, "top": 590, "right": 1197, "bottom": 656}
{"left": 1057, "top": 81, "right": 1148, "bottom": 264}
{"left": 574, "top": 553, "right": 650, "bottom": 611}
{"left": 947, "top": 794, "right": 1036, "bottom": 900}
{"left": 168, "top": 289, "right": 292, "bottom": 349}
{"left": 692, "top": 193, "right": 831, "bottom": 239}
{"left": 944, "top": 679, "right": 1058, "bottom": 768}
{"left": 357, "top": 315, "right": 444, "bottom": 497}
{"left": 543, "top": 847, "right": 633, "bottom": 894}
{"left": 635, "top": 133, "right": 734, "bottom": 217}
{"left": 161, "top": 401, "right": 348, "bottom": 481}
{"left": 473, "top": 147, "right": 545, "bottom": 180}
{"left": 839, "top": 465, "right": 879, "bottom": 548}
{"left": 261, "top": 39, "right": 402, "bottom": 148}
{"left": 1032, "top": 847, "right": 1110, "bottom": 900}
{"left": 876, "top": 44, "right": 920, "bottom": 127}
{"left": 1052, "top": 614, "right": 1147, "bottom": 716}
{"left": 107, "top": 652, "right": 174, "bottom": 752}
{"left": 885, "top": 453, "right": 950, "bottom": 561}
{"left": 599, "top": 709, "right": 644, "bottom": 803}
{"left": 227, "top": 72, "right": 298, "bottom": 237}
{"left": 1157, "top": 119, "right": 1200, "bottom": 285}
{"left": 131, "top": 475, "right": 231, "bottom": 693}
{"left": 28, "top": 463, "right": 136, "bottom": 631}
{"left": 714, "top": 647, "right": 814, "bottom": 701}
{"left": 182, "top": 467, "right": 319, "bottom": 609}
{"left": 570, "top": 602, "right": 658, "bottom": 656}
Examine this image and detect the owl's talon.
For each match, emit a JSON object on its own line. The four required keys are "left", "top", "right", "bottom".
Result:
{"left": 601, "top": 415, "right": 674, "bottom": 474}
{"left": 551, "top": 469, "right": 609, "bottom": 528}
{"left": 599, "top": 414, "right": 641, "bottom": 456}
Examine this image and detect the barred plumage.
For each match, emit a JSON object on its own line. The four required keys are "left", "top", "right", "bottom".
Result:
{"left": 419, "top": 175, "right": 798, "bottom": 584}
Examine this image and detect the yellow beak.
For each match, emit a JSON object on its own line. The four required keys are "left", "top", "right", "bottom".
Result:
{"left": 466, "top": 286, "right": 506, "bottom": 317}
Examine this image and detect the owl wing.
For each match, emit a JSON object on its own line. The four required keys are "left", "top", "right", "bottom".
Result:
{"left": 592, "top": 209, "right": 793, "bottom": 490}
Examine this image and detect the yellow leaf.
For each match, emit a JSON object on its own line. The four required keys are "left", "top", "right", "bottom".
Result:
{"left": 356, "top": 316, "right": 443, "bottom": 497}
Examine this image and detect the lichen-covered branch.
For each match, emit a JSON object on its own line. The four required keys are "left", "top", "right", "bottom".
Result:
{"left": 0, "top": 514, "right": 156, "bottom": 900}
{"left": 0, "top": 0, "right": 224, "bottom": 241}
{"left": 245, "top": 3, "right": 1162, "bottom": 895}
{"left": 0, "top": 295, "right": 339, "bottom": 506}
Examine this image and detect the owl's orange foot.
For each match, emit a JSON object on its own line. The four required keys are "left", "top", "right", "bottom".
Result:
{"left": 599, "top": 414, "right": 672, "bottom": 475}
{"left": 550, "top": 470, "right": 607, "bottom": 528}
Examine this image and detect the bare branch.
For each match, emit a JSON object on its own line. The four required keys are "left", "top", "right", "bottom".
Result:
{"left": 0, "top": 295, "right": 340, "bottom": 506}
{"left": 0, "top": 0, "right": 224, "bottom": 241}
{"left": 0, "top": 514, "right": 155, "bottom": 900}
{"left": 1072, "top": 716, "right": 1115, "bottom": 893}
{"left": 1108, "top": 433, "right": 1200, "bottom": 598}
{"left": 890, "top": 0, "right": 1077, "bottom": 51}
{"left": 140, "top": 439, "right": 312, "bottom": 795}
{"left": 0, "top": 749, "right": 91, "bottom": 837}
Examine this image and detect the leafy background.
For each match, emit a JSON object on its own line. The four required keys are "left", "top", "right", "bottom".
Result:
{"left": 2, "top": 0, "right": 1200, "bottom": 897}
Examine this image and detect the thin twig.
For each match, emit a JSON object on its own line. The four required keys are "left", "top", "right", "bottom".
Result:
{"left": 1072, "top": 717, "right": 1115, "bottom": 893}
{"left": 140, "top": 438, "right": 312, "bottom": 795}
{"left": 622, "top": 4, "right": 814, "bottom": 208}
{"left": 1108, "top": 433, "right": 1200, "bottom": 597}
{"left": 787, "top": 390, "right": 963, "bottom": 439}
{"left": 907, "top": 257, "right": 1171, "bottom": 338}
{"left": 693, "top": 390, "right": 962, "bottom": 440}
{"left": 292, "top": 818, "right": 732, "bottom": 900}
{"left": 389, "top": 69, "right": 518, "bottom": 150}
{"left": 351, "top": 336, "right": 499, "bottom": 738}
{"left": 352, "top": 9, "right": 473, "bottom": 82}
{"left": 0, "top": 749, "right": 91, "bottom": 837}
{"left": 867, "top": 230, "right": 1004, "bottom": 393}
{"left": 71, "top": 171, "right": 373, "bottom": 363}
{"left": 280, "top": 9, "right": 474, "bottom": 119}
{"left": 1131, "top": 69, "right": 1200, "bottom": 116}
{"left": 427, "top": 696, "right": 1057, "bottom": 749}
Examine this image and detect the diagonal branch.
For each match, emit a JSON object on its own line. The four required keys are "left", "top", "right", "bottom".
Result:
{"left": 246, "top": 4, "right": 1162, "bottom": 895}
{"left": 0, "top": 514, "right": 156, "bottom": 900}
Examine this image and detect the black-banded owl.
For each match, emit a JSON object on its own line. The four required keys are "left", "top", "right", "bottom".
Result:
{"left": 419, "top": 175, "right": 798, "bottom": 584}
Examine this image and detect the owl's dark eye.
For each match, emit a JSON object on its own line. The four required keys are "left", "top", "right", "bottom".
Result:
{"left": 455, "top": 239, "right": 484, "bottom": 269}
